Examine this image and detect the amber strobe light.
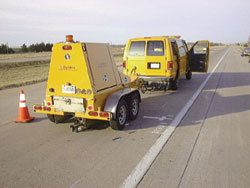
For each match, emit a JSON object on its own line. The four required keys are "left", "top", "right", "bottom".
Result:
{"left": 66, "top": 35, "right": 73, "bottom": 42}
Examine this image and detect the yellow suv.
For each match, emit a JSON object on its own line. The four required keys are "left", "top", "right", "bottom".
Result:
{"left": 122, "top": 36, "right": 209, "bottom": 91}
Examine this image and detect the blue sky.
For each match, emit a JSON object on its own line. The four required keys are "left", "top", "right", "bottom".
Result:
{"left": 0, "top": 0, "right": 249, "bottom": 46}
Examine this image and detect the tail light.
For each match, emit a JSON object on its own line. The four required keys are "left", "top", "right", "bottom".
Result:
{"left": 88, "top": 106, "right": 93, "bottom": 111}
{"left": 99, "top": 112, "right": 109, "bottom": 118}
{"left": 43, "top": 107, "right": 51, "bottom": 111}
{"left": 167, "top": 61, "right": 173, "bottom": 70}
{"left": 88, "top": 111, "right": 98, "bottom": 116}
{"left": 34, "top": 106, "right": 42, "bottom": 110}
{"left": 123, "top": 61, "right": 126, "bottom": 68}
{"left": 63, "top": 45, "right": 72, "bottom": 50}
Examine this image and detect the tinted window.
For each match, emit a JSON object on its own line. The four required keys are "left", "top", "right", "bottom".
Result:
{"left": 129, "top": 41, "right": 145, "bottom": 56}
{"left": 176, "top": 40, "right": 186, "bottom": 57}
{"left": 171, "top": 42, "right": 178, "bottom": 56}
{"left": 193, "top": 41, "right": 207, "bottom": 54}
{"left": 147, "top": 41, "right": 164, "bottom": 56}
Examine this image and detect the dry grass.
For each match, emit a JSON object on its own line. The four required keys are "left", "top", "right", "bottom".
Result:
{"left": 113, "top": 54, "right": 123, "bottom": 66}
{"left": 0, "top": 52, "right": 51, "bottom": 60}
{"left": 210, "top": 45, "right": 227, "bottom": 50}
{"left": 0, "top": 54, "right": 123, "bottom": 90}
{"left": 111, "top": 46, "right": 125, "bottom": 53}
{"left": 0, "top": 47, "right": 124, "bottom": 60}
{"left": 0, "top": 61, "right": 50, "bottom": 90}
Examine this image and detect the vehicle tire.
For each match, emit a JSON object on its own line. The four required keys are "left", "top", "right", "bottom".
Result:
{"left": 47, "top": 114, "right": 71, "bottom": 123}
{"left": 110, "top": 99, "right": 128, "bottom": 130}
{"left": 186, "top": 70, "right": 192, "bottom": 80}
{"left": 168, "top": 79, "right": 178, "bottom": 90}
{"left": 128, "top": 93, "right": 140, "bottom": 120}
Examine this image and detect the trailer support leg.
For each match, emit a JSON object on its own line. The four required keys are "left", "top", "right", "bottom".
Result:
{"left": 70, "top": 118, "right": 87, "bottom": 133}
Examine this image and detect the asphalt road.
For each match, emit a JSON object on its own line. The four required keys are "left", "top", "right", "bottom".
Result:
{"left": 1, "top": 46, "right": 250, "bottom": 188}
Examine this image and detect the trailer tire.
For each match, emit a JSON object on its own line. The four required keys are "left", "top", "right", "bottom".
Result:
{"left": 110, "top": 99, "right": 128, "bottom": 130}
{"left": 128, "top": 93, "right": 140, "bottom": 120}
{"left": 47, "top": 114, "right": 71, "bottom": 124}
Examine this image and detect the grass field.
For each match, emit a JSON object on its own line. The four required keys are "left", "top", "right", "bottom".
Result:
{"left": 0, "top": 54, "right": 123, "bottom": 90}
{"left": 0, "top": 46, "right": 124, "bottom": 60}
{"left": 0, "top": 52, "right": 52, "bottom": 60}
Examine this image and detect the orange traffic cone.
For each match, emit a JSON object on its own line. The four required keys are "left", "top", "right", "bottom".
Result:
{"left": 14, "top": 90, "right": 35, "bottom": 123}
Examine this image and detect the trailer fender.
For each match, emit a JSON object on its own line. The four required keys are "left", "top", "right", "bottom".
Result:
{"left": 104, "top": 88, "right": 141, "bottom": 119}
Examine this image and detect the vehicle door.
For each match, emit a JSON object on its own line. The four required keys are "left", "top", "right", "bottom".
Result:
{"left": 170, "top": 40, "right": 179, "bottom": 79}
{"left": 176, "top": 39, "right": 188, "bottom": 77}
{"left": 189, "top": 40, "right": 209, "bottom": 72}
{"left": 126, "top": 41, "right": 146, "bottom": 75}
{"left": 145, "top": 40, "right": 166, "bottom": 76}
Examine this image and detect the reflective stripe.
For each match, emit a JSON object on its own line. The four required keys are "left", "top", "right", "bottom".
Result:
{"left": 20, "top": 94, "right": 25, "bottom": 101}
{"left": 19, "top": 102, "right": 27, "bottom": 107}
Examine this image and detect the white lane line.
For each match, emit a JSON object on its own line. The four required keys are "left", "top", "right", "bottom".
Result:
{"left": 69, "top": 179, "right": 81, "bottom": 188}
{"left": 143, "top": 116, "right": 173, "bottom": 121}
{"left": 119, "top": 47, "right": 231, "bottom": 188}
{"left": 151, "top": 125, "right": 165, "bottom": 134}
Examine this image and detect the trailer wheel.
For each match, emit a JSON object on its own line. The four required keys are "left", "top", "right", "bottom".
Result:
{"left": 110, "top": 99, "right": 128, "bottom": 130}
{"left": 47, "top": 114, "right": 71, "bottom": 123}
{"left": 186, "top": 70, "right": 192, "bottom": 80}
{"left": 128, "top": 93, "right": 140, "bottom": 120}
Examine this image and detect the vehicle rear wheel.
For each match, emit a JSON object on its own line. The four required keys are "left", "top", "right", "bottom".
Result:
{"left": 128, "top": 93, "right": 140, "bottom": 120}
{"left": 186, "top": 70, "right": 192, "bottom": 80}
{"left": 47, "top": 114, "right": 71, "bottom": 123}
{"left": 110, "top": 99, "right": 128, "bottom": 130}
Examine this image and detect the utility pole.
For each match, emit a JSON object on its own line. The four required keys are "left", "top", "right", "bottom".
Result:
{"left": 6, "top": 43, "right": 8, "bottom": 54}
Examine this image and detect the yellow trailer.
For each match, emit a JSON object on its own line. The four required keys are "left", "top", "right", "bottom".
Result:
{"left": 33, "top": 35, "right": 142, "bottom": 132}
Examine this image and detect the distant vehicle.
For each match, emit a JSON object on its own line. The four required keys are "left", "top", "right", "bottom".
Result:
{"left": 241, "top": 47, "right": 250, "bottom": 56}
{"left": 122, "top": 36, "right": 210, "bottom": 91}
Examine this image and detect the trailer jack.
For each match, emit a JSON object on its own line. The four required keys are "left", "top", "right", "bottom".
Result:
{"left": 70, "top": 118, "right": 88, "bottom": 133}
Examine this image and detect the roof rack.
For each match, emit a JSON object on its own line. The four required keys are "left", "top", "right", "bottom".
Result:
{"left": 163, "top": 36, "right": 181, "bottom": 39}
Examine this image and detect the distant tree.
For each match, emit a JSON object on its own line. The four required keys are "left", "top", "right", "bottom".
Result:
{"left": 27, "top": 42, "right": 53, "bottom": 52}
{"left": 28, "top": 44, "right": 36, "bottom": 52}
{"left": 210, "top": 42, "right": 224, "bottom": 46}
{"left": 38, "top": 42, "right": 46, "bottom": 52}
{"left": 20, "top": 43, "right": 28, "bottom": 53}
{"left": 0, "top": 44, "right": 15, "bottom": 54}
{"left": 45, "top": 43, "right": 53, "bottom": 51}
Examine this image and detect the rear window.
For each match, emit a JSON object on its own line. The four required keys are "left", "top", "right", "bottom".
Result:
{"left": 129, "top": 41, "right": 145, "bottom": 56}
{"left": 147, "top": 41, "right": 164, "bottom": 56}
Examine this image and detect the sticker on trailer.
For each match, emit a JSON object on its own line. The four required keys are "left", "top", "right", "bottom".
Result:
{"left": 62, "top": 85, "right": 76, "bottom": 94}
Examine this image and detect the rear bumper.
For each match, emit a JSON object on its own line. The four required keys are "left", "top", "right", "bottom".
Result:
{"left": 139, "top": 76, "right": 173, "bottom": 82}
{"left": 33, "top": 104, "right": 112, "bottom": 121}
{"left": 242, "top": 52, "right": 250, "bottom": 56}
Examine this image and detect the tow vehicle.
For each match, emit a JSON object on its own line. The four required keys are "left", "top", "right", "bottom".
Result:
{"left": 122, "top": 36, "right": 210, "bottom": 92}
{"left": 33, "top": 35, "right": 143, "bottom": 132}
